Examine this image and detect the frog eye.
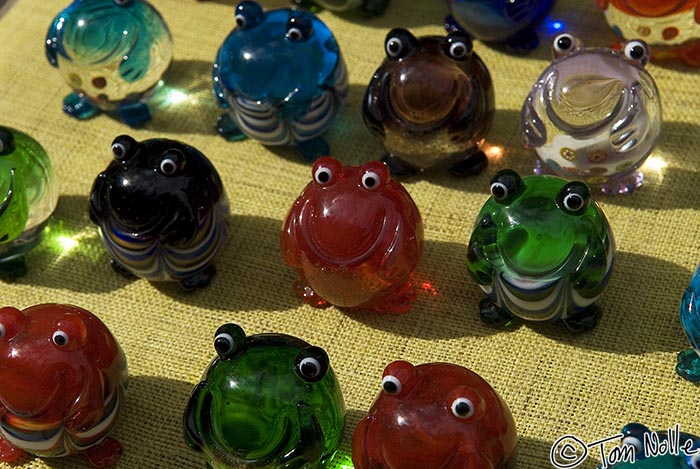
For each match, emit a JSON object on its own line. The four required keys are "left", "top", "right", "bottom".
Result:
{"left": 688, "top": 452, "right": 700, "bottom": 469}
{"left": 158, "top": 149, "right": 185, "bottom": 176}
{"left": 623, "top": 40, "right": 650, "bottom": 66}
{"left": 52, "top": 330, "right": 69, "bottom": 346}
{"left": 361, "top": 171, "right": 381, "bottom": 190}
{"left": 235, "top": 1, "right": 265, "bottom": 30}
{"left": 214, "top": 323, "right": 246, "bottom": 359}
{"left": 385, "top": 28, "right": 417, "bottom": 60}
{"left": 51, "top": 315, "right": 87, "bottom": 351}
{"left": 621, "top": 436, "right": 644, "bottom": 456}
{"left": 444, "top": 32, "right": 472, "bottom": 61}
{"left": 314, "top": 166, "right": 333, "bottom": 185}
{"left": 489, "top": 169, "right": 524, "bottom": 205}
{"left": 552, "top": 33, "right": 579, "bottom": 58}
{"left": 295, "top": 346, "right": 329, "bottom": 382}
{"left": 450, "top": 397, "right": 475, "bottom": 419}
{"left": 312, "top": 157, "right": 342, "bottom": 186}
{"left": 111, "top": 135, "right": 138, "bottom": 161}
{"left": 0, "top": 307, "right": 27, "bottom": 342}
{"left": 381, "top": 375, "right": 402, "bottom": 394}
{"left": 286, "top": 15, "right": 313, "bottom": 42}
{"left": 556, "top": 181, "right": 590, "bottom": 215}
{"left": 114, "top": 0, "right": 134, "bottom": 5}
{"left": 360, "top": 162, "right": 389, "bottom": 190}
{"left": 0, "top": 127, "right": 15, "bottom": 156}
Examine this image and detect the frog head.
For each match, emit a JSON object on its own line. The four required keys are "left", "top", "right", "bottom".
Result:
{"left": 0, "top": 128, "right": 28, "bottom": 245}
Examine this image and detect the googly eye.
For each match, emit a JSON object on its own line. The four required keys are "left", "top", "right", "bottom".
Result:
{"left": 298, "top": 357, "right": 322, "bottom": 379}
{"left": 214, "top": 333, "right": 234, "bottom": 356}
{"left": 623, "top": 40, "right": 650, "bottom": 65}
{"left": 553, "top": 34, "right": 575, "bottom": 54}
{"left": 314, "top": 166, "right": 333, "bottom": 185}
{"left": 489, "top": 170, "right": 524, "bottom": 205}
{"left": 556, "top": 181, "right": 590, "bottom": 215}
{"left": 111, "top": 143, "right": 126, "bottom": 160}
{"left": 563, "top": 193, "right": 584, "bottom": 212}
{"left": 286, "top": 15, "right": 313, "bottom": 42}
{"left": 490, "top": 182, "right": 508, "bottom": 201}
{"left": 52, "top": 330, "right": 69, "bottom": 347}
{"left": 0, "top": 128, "right": 13, "bottom": 156}
{"left": 622, "top": 436, "right": 644, "bottom": 455}
{"left": 234, "top": 1, "right": 265, "bottom": 30}
{"left": 384, "top": 28, "right": 416, "bottom": 60}
{"left": 113, "top": 0, "right": 134, "bottom": 6}
{"left": 361, "top": 171, "right": 380, "bottom": 190}
{"left": 159, "top": 158, "right": 177, "bottom": 175}
{"left": 386, "top": 37, "right": 404, "bottom": 58}
{"left": 0, "top": 323, "right": 5, "bottom": 339}
{"left": 382, "top": 375, "right": 402, "bottom": 394}
{"left": 110, "top": 135, "right": 137, "bottom": 161}
{"left": 449, "top": 41, "right": 469, "bottom": 59}
{"left": 235, "top": 14, "right": 247, "bottom": 28}
{"left": 689, "top": 452, "right": 700, "bottom": 469}
{"left": 444, "top": 33, "right": 472, "bottom": 61}
{"left": 287, "top": 27, "right": 303, "bottom": 41}
{"left": 451, "top": 397, "right": 475, "bottom": 419}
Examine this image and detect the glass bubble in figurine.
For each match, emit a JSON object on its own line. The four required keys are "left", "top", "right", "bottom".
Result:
{"left": 290, "top": 0, "right": 389, "bottom": 15}
{"left": 466, "top": 170, "right": 615, "bottom": 332}
{"left": 0, "top": 127, "right": 57, "bottom": 279}
{"left": 281, "top": 157, "right": 423, "bottom": 313}
{"left": 445, "top": 0, "right": 555, "bottom": 51}
{"left": 0, "top": 304, "right": 127, "bottom": 467}
{"left": 89, "top": 135, "right": 228, "bottom": 291}
{"left": 352, "top": 361, "right": 518, "bottom": 468}
{"left": 676, "top": 265, "right": 700, "bottom": 382}
{"left": 364, "top": 28, "right": 494, "bottom": 178}
{"left": 591, "top": 423, "right": 700, "bottom": 468}
{"left": 184, "top": 323, "right": 345, "bottom": 468}
{"left": 597, "top": 0, "right": 700, "bottom": 67}
{"left": 522, "top": 33, "right": 662, "bottom": 194}
{"left": 213, "top": 1, "right": 348, "bottom": 161}
{"left": 45, "top": 0, "right": 173, "bottom": 127}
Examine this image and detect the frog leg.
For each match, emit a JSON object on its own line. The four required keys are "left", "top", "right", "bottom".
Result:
{"left": 361, "top": 0, "right": 388, "bottom": 16}
{"left": 562, "top": 304, "right": 600, "bottom": 333}
{"left": 216, "top": 113, "right": 247, "bottom": 141}
{"left": 371, "top": 282, "right": 417, "bottom": 314}
{"left": 381, "top": 154, "right": 419, "bottom": 179}
{"left": 83, "top": 437, "right": 122, "bottom": 468}
{"left": 180, "top": 265, "right": 216, "bottom": 292}
{"left": 63, "top": 92, "right": 99, "bottom": 120}
{"left": 297, "top": 138, "right": 330, "bottom": 162}
{"left": 479, "top": 298, "right": 514, "bottom": 327}
{"left": 676, "top": 349, "right": 700, "bottom": 383}
{"left": 116, "top": 102, "right": 152, "bottom": 128}
{"left": 183, "top": 382, "right": 206, "bottom": 452}
{"left": 278, "top": 402, "right": 324, "bottom": 468}
{"left": 110, "top": 259, "right": 136, "bottom": 279}
{"left": 0, "top": 435, "right": 26, "bottom": 463}
{"left": 293, "top": 278, "right": 330, "bottom": 309}
{"left": 449, "top": 146, "right": 488, "bottom": 177}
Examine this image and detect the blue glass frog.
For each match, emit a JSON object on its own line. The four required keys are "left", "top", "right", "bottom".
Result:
{"left": 46, "top": 0, "right": 173, "bottom": 127}
{"left": 677, "top": 265, "right": 700, "bottom": 383}
{"left": 213, "top": 1, "right": 348, "bottom": 161}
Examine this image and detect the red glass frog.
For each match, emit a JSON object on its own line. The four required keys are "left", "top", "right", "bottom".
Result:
{"left": 281, "top": 157, "right": 423, "bottom": 314}
{"left": 0, "top": 304, "right": 127, "bottom": 467}
{"left": 352, "top": 361, "right": 518, "bottom": 468}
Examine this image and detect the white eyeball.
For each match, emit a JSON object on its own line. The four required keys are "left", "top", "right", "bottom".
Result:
{"left": 621, "top": 436, "right": 643, "bottom": 455}
{"left": 214, "top": 333, "right": 234, "bottom": 355}
{"left": 235, "top": 14, "right": 246, "bottom": 28}
{"left": 386, "top": 37, "right": 404, "bottom": 58}
{"left": 490, "top": 182, "right": 509, "bottom": 201}
{"left": 563, "top": 193, "right": 584, "bottom": 212}
{"left": 314, "top": 166, "right": 333, "bottom": 185}
{"left": 449, "top": 41, "right": 469, "bottom": 59}
{"left": 298, "top": 357, "right": 322, "bottom": 379}
{"left": 553, "top": 34, "right": 576, "bottom": 54}
{"left": 0, "top": 323, "right": 5, "bottom": 339}
{"left": 52, "top": 330, "right": 69, "bottom": 346}
{"left": 382, "top": 375, "right": 402, "bottom": 394}
{"left": 287, "top": 27, "right": 303, "bottom": 42}
{"left": 159, "top": 158, "right": 177, "bottom": 175}
{"left": 362, "top": 171, "right": 380, "bottom": 190}
{"left": 111, "top": 142, "right": 126, "bottom": 160}
{"left": 689, "top": 452, "right": 700, "bottom": 469}
{"left": 451, "top": 397, "right": 475, "bottom": 419}
{"left": 623, "top": 40, "right": 649, "bottom": 64}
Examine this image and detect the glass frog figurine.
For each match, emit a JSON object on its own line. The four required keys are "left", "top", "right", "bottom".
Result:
{"left": 89, "top": 135, "right": 228, "bottom": 291}
{"left": 213, "top": 1, "right": 348, "bottom": 161}
{"left": 445, "top": 0, "right": 555, "bottom": 51}
{"left": 0, "top": 304, "right": 128, "bottom": 467}
{"left": 290, "top": 0, "right": 389, "bottom": 15}
{"left": 0, "top": 127, "right": 57, "bottom": 279}
{"left": 676, "top": 265, "right": 700, "bottom": 382}
{"left": 184, "top": 323, "right": 346, "bottom": 468}
{"left": 522, "top": 33, "right": 662, "bottom": 194}
{"left": 466, "top": 170, "right": 615, "bottom": 332}
{"left": 364, "top": 28, "right": 493, "bottom": 178}
{"left": 281, "top": 157, "right": 424, "bottom": 314}
{"left": 45, "top": 0, "right": 173, "bottom": 127}
{"left": 594, "top": 423, "right": 700, "bottom": 468}
{"left": 597, "top": 0, "right": 700, "bottom": 67}
{"left": 352, "top": 360, "right": 518, "bottom": 468}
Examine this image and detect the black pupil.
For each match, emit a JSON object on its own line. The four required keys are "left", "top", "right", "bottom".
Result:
{"left": 455, "top": 401, "right": 471, "bottom": 416}
{"left": 236, "top": 17, "right": 245, "bottom": 27}
{"left": 492, "top": 184, "right": 506, "bottom": 200}
{"left": 383, "top": 380, "right": 398, "bottom": 393}
{"left": 567, "top": 195, "right": 582, "bottom": 209}
{"left": 290, "top": 29, "right": 300, "bottom": 40}
{"left": 364, "top": 176, "right": 376, "bottom": 187}
{"left": 630, "top": 45, "right": 644, "bottom": 59}
{"left": 557, "top": 37, "right": 572, "bottom": 50}
{"left": 214, "top": 337, "right": 232, "bottom": 354}
{"left": 301, "top": 361, "right": 318, "bottom": 377}
{"left": 389, "top": 39, "right": 401, "bottom": 54}
{"left": 55, "top": 334, "right": 66, "bottom": 346}
{"left": 163, "top": 161, "right": 175, "bottom": 173}
{"left": 452, "top": 44, "right": 465, "bottom": 56}
{"left": 317, "top": 170, "right": 330, "bottom": 183}
{"left": 113, "top": 145, "right": 124, "bottom": 157}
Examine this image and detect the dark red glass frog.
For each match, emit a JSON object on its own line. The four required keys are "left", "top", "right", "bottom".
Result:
{"left": 0, "top": 304, "right": 127, "bottom": 467}
{"left": 281, "top": 157, "right": 423, "bottom": 314}
{"left": 352, "top": 361, "right": 518, "bottom": 469}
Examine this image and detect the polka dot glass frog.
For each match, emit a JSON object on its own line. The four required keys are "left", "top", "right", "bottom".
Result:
{"left": 291, "top": 0, "right": 389, "bottom": 16}
{"left": 364, "top": 28, "right": 494, "bottom": 178}
{"left": 184, "top": 323, "right": 345, "bottom": 469}
{"left": 0, "top": 304, "right": 128, "bottom": 468}
{"left": 213, "top": 1, "right": 348, "bottom": 161}
{"left": 352, "top": 361, "right": 518, "bottom": 469}
{"left": 466, "top": 170, "right": 615, "bottom": 332}
{"left": 676, "top": 265, "right": 700, "bottom": 382}
{"left": 281, "top": 157, "right": 423, "bottom": 314}
{"left": 521, "top": 33, "right": 662, "bottom": 194}
{"left": 445, "top": 0, "right": 555, "bottom": 51}
{"left": 597, "top": 0, "right": 700, "bottom": 67}
{"left": 0, "top": 127, "right": 57, "bottom": 279}
{"left": 46, "top": 0, "right": 173, "bottom": 127}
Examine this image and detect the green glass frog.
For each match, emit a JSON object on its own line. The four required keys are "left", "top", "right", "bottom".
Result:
{"left": 184, "top": 324, "right": 345, "bottom": 468}
{"left": 466, "top": 170, "right": 615, "bottom": 332}
{"left": 0, "top": 127, "right": 57, "bottom": 279}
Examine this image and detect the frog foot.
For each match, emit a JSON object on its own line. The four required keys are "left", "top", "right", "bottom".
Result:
{"left": 562, "top": 305, "right": 600, "bottom": 333}
{"left": 371, "top": 282, "right": 417, "bottom": 314}
{"left": 676, "top": 349, "right": 700, "bottom": 383}
{"left": 599, "top": 171, "right": 644, "bottom": 195}
{"left": 382, "top": 154, "right": 418, "bottom": 179}
{"left": 0, "top": 256, "right": 28, "bottom": 281}
{"left": 0, "top": 435, "right": 26, "bottom": 463}
{"left": 362, "top": 0, "right": 389, "bottom": 15}
{"left": 297, "top": 138, "right": 330, "bottom": 162}
{"left": 63, "top": 92, "right": 99, "bottom": 120}
{"left": 504, "top": 27, "right": 540, "bottom": 53}
{"left": 110, "top": 259, "right": 136, "bottom": 279}
{"left": 116, "top": 102, "right": 152, "bottom": 128}
{"left": 449, "top": 149, "right": 488, "bottom": 177}
{"left": 293, "top": 279, "right": 331, "bottom": 308}
{"left": 479, "top": 299, "right": 514, "bottom": 327}
{"left": 216, "top": 114, "right": 247, "bottom": 141}
{"left": 84, "top": 436, "right": 123, "bottom": 468}
{"left": 180, "top": 265, "right": 216, "bottom": 291}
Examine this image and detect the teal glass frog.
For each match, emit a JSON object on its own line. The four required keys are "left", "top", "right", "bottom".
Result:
{"left": 677, "top": 265, "right": 700, "bottom": 382}
{"left": 46, "top": 0, "right": 173, "bottom": 127}
{"left": 184, "top": 324, "right": 346, "bottom": 468}
{"left": 466, "top": 170, "right": 615, "bottom": 332}
{"left": 0, "top": 127, "right": 57, "bottom": 279}
{"left": 213, "top": 1, "right": 348, "bottom": 161}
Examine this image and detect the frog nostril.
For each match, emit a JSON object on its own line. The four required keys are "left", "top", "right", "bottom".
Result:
{"left": 92, "top": 77, "right": 107, "bottom": 89}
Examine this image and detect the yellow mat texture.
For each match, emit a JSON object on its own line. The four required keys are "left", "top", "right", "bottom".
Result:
{"left": 1, "top": 0, "right": 700, "bottom": 468}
